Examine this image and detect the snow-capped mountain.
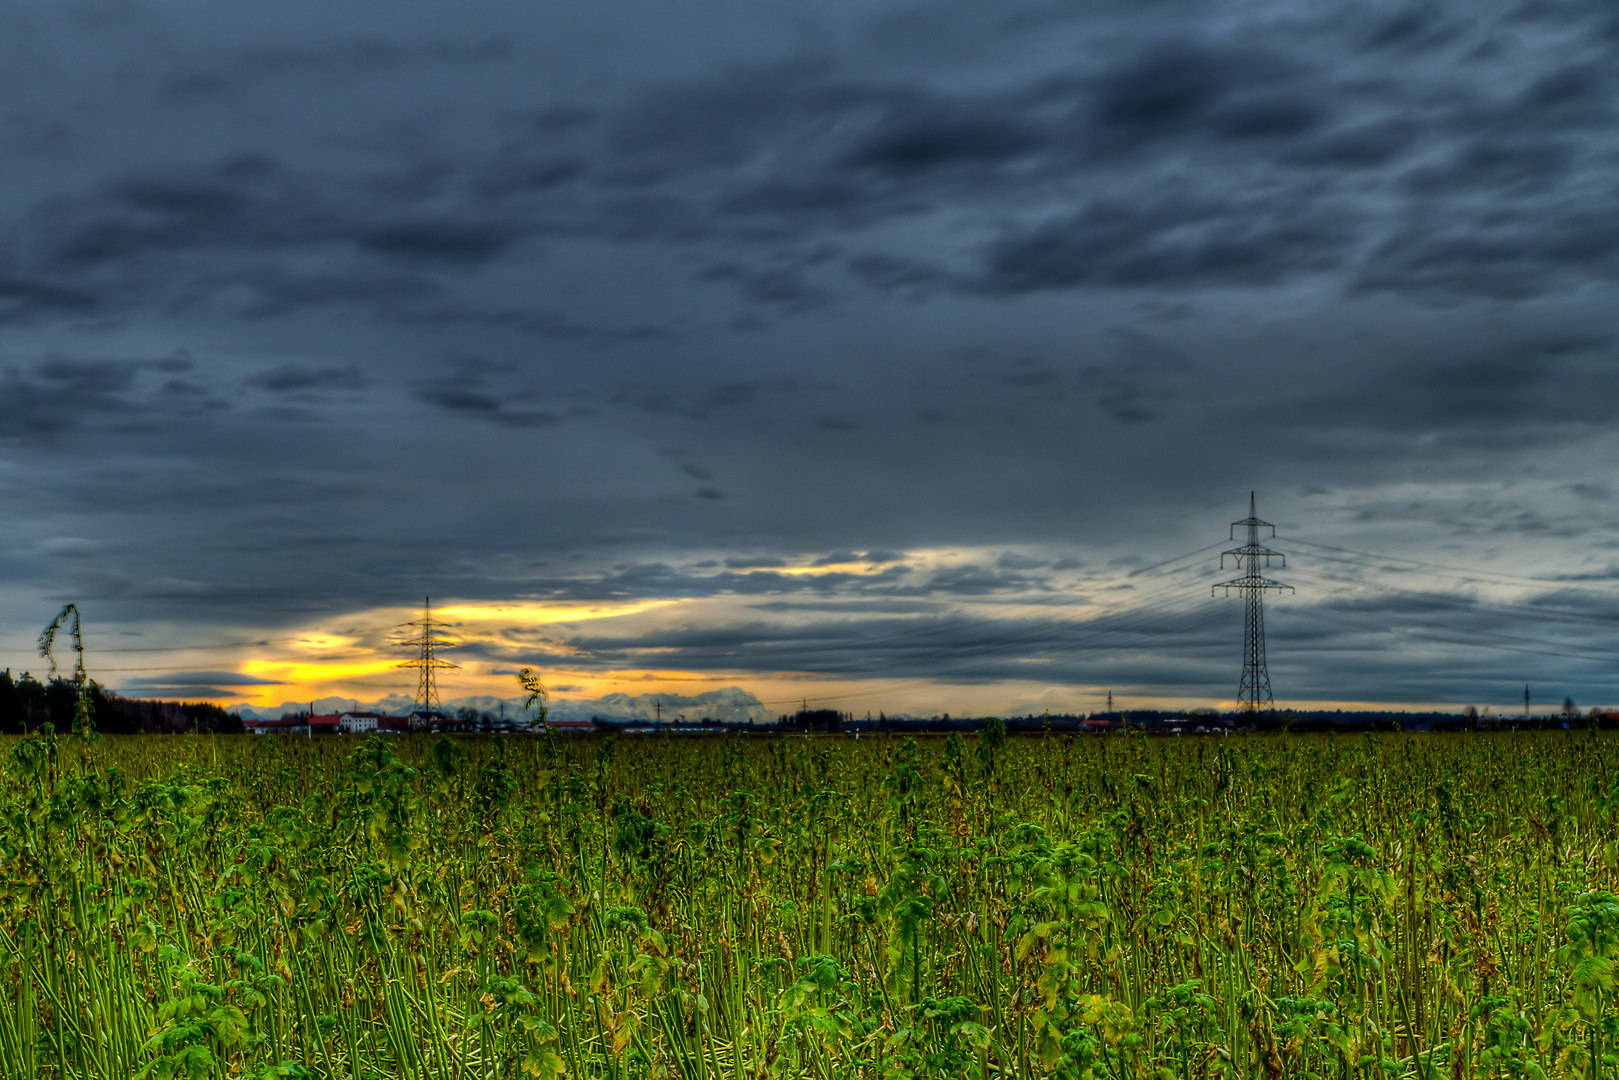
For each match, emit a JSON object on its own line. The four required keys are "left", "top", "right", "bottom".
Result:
{"left": 230, "top": 686, "right": 767, "bottom": 725}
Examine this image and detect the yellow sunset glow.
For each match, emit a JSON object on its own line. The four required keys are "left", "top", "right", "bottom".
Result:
{"left": 242, "top": 659, "right": 405, "bottom": 684}
{"left": 207, "top": 595, "right": 710, "bottom": 709}
{"left": 772, "top": 562, "right": 897, "bottom": 576}
{"left": 433, "top": 599, "right": 681, "bottom": 624}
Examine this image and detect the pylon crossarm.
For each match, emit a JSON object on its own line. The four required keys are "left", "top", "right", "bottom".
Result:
{"left": 1212, "top": 578, "right": 1293, "bottom": 595}
{"left": 1221, "top": 548, "right": 1286, "bottom": 569}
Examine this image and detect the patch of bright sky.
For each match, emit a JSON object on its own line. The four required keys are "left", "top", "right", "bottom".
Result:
{"left": 214, "top": 545, "right": 1187, "bottom": 709}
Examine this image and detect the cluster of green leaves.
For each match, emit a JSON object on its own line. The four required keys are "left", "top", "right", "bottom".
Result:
{"left": 3, "top": 727, "right": 1619, "bottom": 1078}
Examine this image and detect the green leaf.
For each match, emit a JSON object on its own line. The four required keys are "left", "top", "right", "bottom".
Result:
{"left": 955, "top": 1021, "right": 993, "bottom": 1049}
{"left": 1573, "top": 955, "right": 1615, "bottom": 992}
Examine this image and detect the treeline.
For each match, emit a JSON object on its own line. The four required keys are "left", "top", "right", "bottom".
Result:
{"left": 0, "top": 670, "right": 242, "bottom": 735}
{"left": 723, "top": 708, "right": 1592, "bottom": 735}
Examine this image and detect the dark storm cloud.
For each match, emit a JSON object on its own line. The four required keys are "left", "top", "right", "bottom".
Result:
{"left": 1279, "top": 119, "right": 1423, "bottom": 169}
{"left": 512, "top": 557, "right": 1067, "bottom": 608}
{"left": 412, "top": 359, "right": 566, "bottom": 428}
{"left": 122, "top": 671, "right": 284, "bottom": 689}
{"left": 114, "top": 685, "right": 241, "bottom": 700}
{"left": 0, "top": 355, "right": 223, "bottom": 441}
{"left": 1086, "top": 39, "right": 1326, "bottom": 148}
{"left": 10, "top": 155, "right": 544, "bottom": 323}
{"left": 700, "top": 260, "right": 829, "bottom": 310}
{"left": 615, "top": 378, "right": 830, "bottom": 421}
{"left": 488, "top": 560, "right": 922, "bottom": 604}
{"left": 1076, "top": 327, "right": 1197, "bottom": 423}
{"left": 1356, "top": 199, "right": 1619, "bottom": 299}
{"left": 588, "top": 31, "right": 1339, "bottom": 258}
{"left": 6, "top": 0, "right": 1614, "bottom": 324}
{"left": 977, "top": 192, "right": 1360, "bottom": 295}
{"left": 1275, "top": 328, "right": 1619, "bottom": 438}
{"left": 39, "top": 157, "right": 327, "bottom": 268}
{"left": 518, "top": 597, "right": 1235, "bottom": 687}
{"left": 845, "top": 252, "right": 946, "bottom": 295}
{"left": 750, "top": 598, "right": 942, "bottom": 614}
{"left": 0, "top": 276, "right": 100, "bottom": 323}
{"left": 247, "top": 364, "right": 366, "bottom": 393}
{"left": 160, "top": 36, "right": 515, "bottom": 100}
{"left": 919, "top": 564, "right": 1040, "bottom": 595}
{"left": 725, "top": 556, "right": 787, "bottom": 569}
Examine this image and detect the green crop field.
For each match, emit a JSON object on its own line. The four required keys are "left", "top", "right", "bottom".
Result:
{"left": 3, "top": 727, "right": 1618, "bottom": 1079}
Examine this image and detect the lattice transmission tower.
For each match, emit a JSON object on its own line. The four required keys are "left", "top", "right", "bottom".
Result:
{"left": 1213, "top": 493, "right": 1293, "bottom": 712}
{"left": 398, "top": 596, "right": 458, "bottom": 725}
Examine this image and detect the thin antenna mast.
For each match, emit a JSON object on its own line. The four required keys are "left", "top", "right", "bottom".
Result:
{"left": 1213, "top": 493, "right": 1293, "bottom": 713}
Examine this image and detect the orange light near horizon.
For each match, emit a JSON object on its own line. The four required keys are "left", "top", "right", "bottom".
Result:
{"left": 223, "top": 660, "right": 747, "bottom": 710}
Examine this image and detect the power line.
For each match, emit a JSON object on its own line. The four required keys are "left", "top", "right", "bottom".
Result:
{"left": 1282, "top": 567, "right": 1619, "bottom": 663}
{"left": 1276, "top": 534, "right": 1609, "bottom": 593}
{"left": 1281, "top": 546, "right": 1619, "bottom": 632}
{"left": 1283, "top": 603, "right": 1619, "bottom": 667}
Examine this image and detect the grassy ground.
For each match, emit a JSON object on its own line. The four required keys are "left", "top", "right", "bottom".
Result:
{"left": 2, "top": 727, "right": 1616, "bottom": 1078}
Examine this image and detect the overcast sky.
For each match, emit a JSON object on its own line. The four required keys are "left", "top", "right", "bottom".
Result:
{"left": 3, "top": 0, "right": 1618, "bottom": 716}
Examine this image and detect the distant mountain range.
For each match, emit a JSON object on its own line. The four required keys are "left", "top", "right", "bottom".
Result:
{"left": 229, "top": 686, "right": 770, "bottom": 725}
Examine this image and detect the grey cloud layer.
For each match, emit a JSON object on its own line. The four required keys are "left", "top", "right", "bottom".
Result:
{"left": 1, "top": 0, "right": 1617, "bottom": 708}
{"left": 2, "top": 1, "right": 1615, "bottom": 326}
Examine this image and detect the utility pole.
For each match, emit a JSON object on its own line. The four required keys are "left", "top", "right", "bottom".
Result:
{"left": 397, "top": 596, "right": 459, "bottom": 730}
{"left": 1213, "top": 493, "right": 1293, "bottom": 714}
{"left": 655, "top": 700, "right": 662, "bottom": 722}
{"left": 1524, "top": 684, "right": 1530, "bottom": 719}
{"left": 1107, "top": 690, "right": 1113, "bottom": 714}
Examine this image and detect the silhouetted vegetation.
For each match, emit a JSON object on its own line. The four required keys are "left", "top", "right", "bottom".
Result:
{"left": 0, "top": 669, "right": 241, "bottom": 735}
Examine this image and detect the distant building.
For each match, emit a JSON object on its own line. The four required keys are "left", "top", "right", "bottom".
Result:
{"left": 544, "top": 719, "right": 597, "bottom": 734}
{"left": 244, "top": 711, "right": 409, "bottom": 735}
{"left": 244, "top": 716, "right": 306, "bottom": 735}
{"left": 340, "top": 711, "right": 384, "bottom": 734}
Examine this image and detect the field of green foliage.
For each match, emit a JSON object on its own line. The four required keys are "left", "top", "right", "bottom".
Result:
{"left": 4, "top": 726, "right": 1619, "bottom": 1079}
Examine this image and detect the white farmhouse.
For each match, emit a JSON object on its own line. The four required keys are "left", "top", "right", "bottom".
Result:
{"left": 340, "top": 711, "right": 383, "bottom": 734}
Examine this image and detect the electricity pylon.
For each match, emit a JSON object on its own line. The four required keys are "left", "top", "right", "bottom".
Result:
{"left": 398, "top": 596, "right": 458, "bottom": 726}
{"left": 1213, "top": 493, "right": 1292, "bottom": 712}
